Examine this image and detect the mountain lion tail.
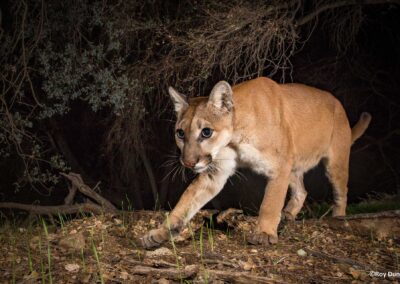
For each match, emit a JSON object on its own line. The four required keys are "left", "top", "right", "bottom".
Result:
{"left": 351, "top": 112, "right": 372, "bottom": 143}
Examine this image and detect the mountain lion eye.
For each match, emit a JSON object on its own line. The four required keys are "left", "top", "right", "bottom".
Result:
{"left": 176, "top": 129, "right": 185, "bottom": 139}
{"left": 201, "top": 128, "right": 213, "bottom": 138}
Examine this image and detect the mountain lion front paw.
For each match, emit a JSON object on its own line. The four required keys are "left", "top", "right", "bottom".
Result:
{"left": 140, "top": 227, "right": 170, "bottom": 249}
{"left": 247, "top": 231, "right": 278, "bottom": 245}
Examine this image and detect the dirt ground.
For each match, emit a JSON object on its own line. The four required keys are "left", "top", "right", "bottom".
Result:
{"left": 1, "top": 210, "right": 399, "bottom": 283}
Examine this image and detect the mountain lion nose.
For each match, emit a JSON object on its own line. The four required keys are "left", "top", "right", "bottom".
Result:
{"left": 182, "top": 160, "right": 196, "bottom": 168}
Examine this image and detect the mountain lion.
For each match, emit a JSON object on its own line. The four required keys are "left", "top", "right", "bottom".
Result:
{"left": 141, "top": 77, "right": 371, "bottom": 248}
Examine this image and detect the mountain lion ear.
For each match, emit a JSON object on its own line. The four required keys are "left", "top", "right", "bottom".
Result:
{"left": 208, "top": 81, "right": 233, "bottom": 112}
{"left": 168, "top": 86, "right": 188, "bottom": 114}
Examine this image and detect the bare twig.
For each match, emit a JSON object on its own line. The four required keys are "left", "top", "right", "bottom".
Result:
{"left": 319, "top": 206, "right": 333, "bottom": 220}
{"left": 124, "top": 258, "right": 178, "bottom": 269}
{"left": 202, "top": 258, "right": 239, "bottom": 268}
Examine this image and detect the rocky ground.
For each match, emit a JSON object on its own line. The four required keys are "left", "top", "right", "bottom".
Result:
{"left": 1, "top": 209, "right": 399, "bottom": 283}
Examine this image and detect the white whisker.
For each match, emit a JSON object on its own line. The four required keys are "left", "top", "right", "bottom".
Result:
{"left": 233, "top": 169, "right": 247, "bottom": 181}
{"left": 162, "top": 163, "right": 180, "bottom": 181}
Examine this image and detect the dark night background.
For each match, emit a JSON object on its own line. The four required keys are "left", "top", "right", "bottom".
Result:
{"left": 0, "top": 0, "right": 399, "bottom": 214}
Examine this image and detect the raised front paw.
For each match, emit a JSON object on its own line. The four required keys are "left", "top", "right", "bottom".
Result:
{"left": 140, "top": 227, "right": 170, "bottom": 249}
{"left": 247, "top": 231, "right": 278, "bottom": 246}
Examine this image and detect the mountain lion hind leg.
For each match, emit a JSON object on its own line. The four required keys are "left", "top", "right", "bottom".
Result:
{"left": 282, "top": 172, "right": 307, "bottom": 221}
{"left": 324, "top": 102, "right": 353, "bottom": 217}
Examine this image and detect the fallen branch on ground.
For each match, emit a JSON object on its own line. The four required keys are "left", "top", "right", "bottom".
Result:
{"left": 124, "top": 258, "right": 178, "bottom": 269}
{"left": 0, "top": 202, "right": 104, "bottom": 215}
{"left": 64, "top": 184, "right": 77, "bottom": 205}
{"left": 304, "top": 248, "right": 373, "bottom": 270}
{"left": 124, "top": 260, "right": 280, "bottom": 283}
{"left": 0, "top": 172, "right": 117, "bottom": 216}
{"left": 335, "top": 210, "right": 400, "bottom": 220}
{"left": 204, "top": 269, "right": 283, "bottom": 283}
{"left": 60, "top": 172, "right": 117, "bottom": 213}
{"left": 129, "top": 264, "right": 199, "bottom": 280}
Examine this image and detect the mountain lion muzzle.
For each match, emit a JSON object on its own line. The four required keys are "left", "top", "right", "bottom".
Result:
{"left": 140, "top": 77, "right": 371, "bottom": 248}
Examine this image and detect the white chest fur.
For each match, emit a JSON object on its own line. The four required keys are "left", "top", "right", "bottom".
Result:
{"left": 236, "top": 144, "right": 274, "bottom": 176}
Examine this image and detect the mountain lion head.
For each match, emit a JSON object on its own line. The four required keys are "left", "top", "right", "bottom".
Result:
{"left": 168, "top": 81, "right": 234, "bottom": 173}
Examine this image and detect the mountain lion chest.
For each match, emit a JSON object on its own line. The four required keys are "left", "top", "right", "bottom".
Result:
{"left": 235, "top": 143, "right": 276, "bottom": 177}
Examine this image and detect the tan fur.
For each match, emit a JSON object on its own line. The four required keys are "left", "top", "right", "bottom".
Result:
{"left": 141, "top": 77, "right": 371, "bottom": 248}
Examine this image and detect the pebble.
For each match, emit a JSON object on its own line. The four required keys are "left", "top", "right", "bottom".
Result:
{"left": 297, "top": 248, "right": 307, "bottom": 257}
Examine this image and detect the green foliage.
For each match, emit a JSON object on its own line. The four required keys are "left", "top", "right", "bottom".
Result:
{"left": 304, "top": 194, "right": 400, "bottom": 218}
{"left": 346, "top": 195, "right": 400, "bottom": 215}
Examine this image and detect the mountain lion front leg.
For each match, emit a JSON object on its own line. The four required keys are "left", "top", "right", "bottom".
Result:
{"left": 248, "top": 163, "right": 291, "bottom": 245}
{"left": 141, "top": 148, "right": 236, "bottom": 249}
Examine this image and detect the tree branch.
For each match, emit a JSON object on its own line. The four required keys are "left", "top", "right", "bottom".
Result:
{"left": 297, "top": 0, "right": 400, "bottom": 26}
{"left": 137, "top": 146, "right": 159, "bottom": 207}
{"left": 64, "top": 185, "right": 77, "bottom": 205}
{"left": 61, "top": 172, "right": 118, "bottom": 213}
{"left": 0, "top": 202, "right": 105, "bottom": 215}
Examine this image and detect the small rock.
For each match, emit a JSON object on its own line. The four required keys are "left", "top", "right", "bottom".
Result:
{"left": 297, "top": 249, "right": 307, "bottom": 257}
{"left": 65, "top": 263, "right": 80, "bottom": 273}
{"left": 250, "top": 249, "right": 258, "bottom": 253}
{"left": 59, "top": 232, "right": 85, "bottom": 251}
{"left": 145, "top": 247, "right": 173, "bottom": 258}
{"left": 158, "top": 278, "right": 170, "bottom": 284}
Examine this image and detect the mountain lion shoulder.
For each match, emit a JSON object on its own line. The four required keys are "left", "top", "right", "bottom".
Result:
{"left": 141, "top": 77, "right": 371, "bottom": 248}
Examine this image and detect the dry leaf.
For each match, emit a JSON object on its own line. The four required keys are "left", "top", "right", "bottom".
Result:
{"left": 349, "top": 267, "right": 361, "bottom": 279}
{"left": 59, "top": 232, "right": 85, "bottom": 251}
{"left": 120, "top": 271, "right": 129, "bottom": 280}
{"left": 240, "top": 258, "right": 255, "bottom": 271}
{"left": 23, "top": 270, "right": 39, "bottom": 280}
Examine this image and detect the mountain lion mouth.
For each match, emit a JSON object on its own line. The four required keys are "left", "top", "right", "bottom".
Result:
{"left": 193, "top": 166, "right": 208, "bottom": 173}
{"left": 193, "top": 161, "right": 220, "bottom": 174}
